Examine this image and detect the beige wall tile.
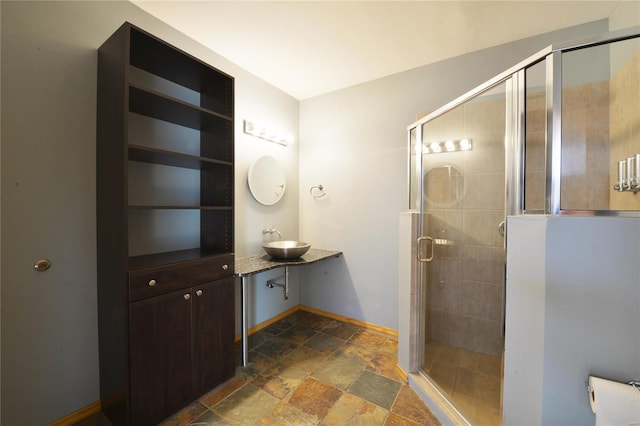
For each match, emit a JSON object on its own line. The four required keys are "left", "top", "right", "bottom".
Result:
{"left": 610, "top": 49, "right": 640, "bottom": 210}
{"left": 462, "top": 245, "right": 505, "bottom": 285}
{"left": 429, "top": 273, "right": 462, "bottom": 314}
{"left": 466, "top": 317, "right": 503, "bottom": 356}
{"left": 524, "top": 170, "right": 546, "bottom": 211}
{"left": 428, "top": 309, "right": 467, "bottom": 348}
{"left": 461, "top": 280, "right": 503, "bottom": 322}
{"left": 525, "top": 130, "right": 546, "bottom": 173}
{"left": 462, "top": 210, "right": 504, "bottom": 248}
{"left": 428, "top": 209, "right": 463, "bottom": 243}
{"left": 560, "top": 80, "right": 611, "bottom": 211}
{"left": 463, "top": 173, "right": 505, "bottom": 210}
{"left": 463, "top": 139, "right": 505, "bottom": 175}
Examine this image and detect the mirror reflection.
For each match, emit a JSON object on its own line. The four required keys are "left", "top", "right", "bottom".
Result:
{"left": 248, "top": 155, "right": 286, "bottom": 205}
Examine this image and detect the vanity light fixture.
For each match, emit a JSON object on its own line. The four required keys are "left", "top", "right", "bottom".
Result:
{"left": 244, "top": 119, "right": 294, "bottom": 146}
{"left": 422, "top": 138, "right": 473, "bottom": 154}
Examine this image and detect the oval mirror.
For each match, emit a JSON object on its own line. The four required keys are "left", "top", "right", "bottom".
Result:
{"left": 248, "top": 155, "right": 286, "bottom": 205}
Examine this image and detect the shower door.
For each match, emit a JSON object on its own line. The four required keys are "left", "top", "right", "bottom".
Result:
{"left": 416, "top": 81, "right": 508, "bottom": 425}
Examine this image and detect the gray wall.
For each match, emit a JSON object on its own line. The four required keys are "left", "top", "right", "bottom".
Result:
{"left": 503, "top": 216, "right": 547, "bottom": 424}
{"left": 0, "top": 1, "right": 629, "bottom": 424}
{"left": 299, "top": 19, "right": 609, "bottom": 330}
{"left": 504, "top": 216, "right": 640, "bottom": 425}
{"left": 542, "top": 217, "right": 640, "bottom": 424}
{"left": 1, "top": 1, "right": 300, "bottom": 424}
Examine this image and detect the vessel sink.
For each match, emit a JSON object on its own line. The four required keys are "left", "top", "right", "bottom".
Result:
{"left": 262, "top": 240, "right": 311, "bottom": 260}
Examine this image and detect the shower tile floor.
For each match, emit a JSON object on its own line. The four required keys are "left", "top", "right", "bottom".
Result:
{"left": 423, "top": 340, "right": 502, "bottom": 426}
{"left": 77, "top": 310, "right": 440, "bottom": 425}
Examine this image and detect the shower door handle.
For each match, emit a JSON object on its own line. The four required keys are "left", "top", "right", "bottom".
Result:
{"left": 417, "top": 236, "right": 434, "bottom": 262}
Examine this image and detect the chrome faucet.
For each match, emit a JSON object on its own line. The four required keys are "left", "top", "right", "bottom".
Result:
{"left": 262, "top": 228, "right": 281, "bottom": 240}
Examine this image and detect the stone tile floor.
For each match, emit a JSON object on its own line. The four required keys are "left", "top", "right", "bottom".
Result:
{"left": 78, "top": 310, "right": 440, "bottom": 425}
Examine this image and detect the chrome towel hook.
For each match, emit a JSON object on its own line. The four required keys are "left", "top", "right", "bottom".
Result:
{"left": 310, "top": 185, "right": 327, "bottom": 199}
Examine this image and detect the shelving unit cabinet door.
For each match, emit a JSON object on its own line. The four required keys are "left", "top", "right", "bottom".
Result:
{"left": 191, "top": 277, "right": 235, "bottom": 396}
{"left": 129, "top": 290, "right": 193, "bottom": 425}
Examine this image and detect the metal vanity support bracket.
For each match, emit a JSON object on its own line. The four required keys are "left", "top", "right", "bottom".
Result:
{"left": 235, "top": 249, "right": 343, "bottom": 368}
{"left": 266, "top": 265, "right": 289, "bottom": 300}
{"left": 239, "top": 274, "right": 250, "bottom": 367}
{"left": 238, "top": 266, "right": 288, "bottom": 368}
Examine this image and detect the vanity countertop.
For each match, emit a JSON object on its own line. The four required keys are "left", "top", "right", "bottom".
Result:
{"left": 234, "top": 248, "right": 342, "bottom": 277}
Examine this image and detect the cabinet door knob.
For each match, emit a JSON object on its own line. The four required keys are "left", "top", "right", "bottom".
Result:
{"left": 34, "top": 259, "right": 51, "bottom": 272}
{"left": 183, "top": 293, "right": 191, "bottom": 300}
{"left": 222, "top": 264, "right": 229, "bottom": 270}
{"left": 148, "top": 279, "right": 157, "bottom": 287}
{"left": 196, "top": 289, "right": 203, "bottom": 296}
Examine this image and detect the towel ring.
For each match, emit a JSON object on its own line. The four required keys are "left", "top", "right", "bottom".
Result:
{"left": 310, "top": 185, "right": 327, "bottom": 199}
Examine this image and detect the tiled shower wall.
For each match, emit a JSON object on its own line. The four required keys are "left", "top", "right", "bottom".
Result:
{"left": 423, "top": 94, "right": 506, "bottom": 357}
{"left": 561, "top": 81, "right": 611, "bottom": 210}
{"left": 525, "top": 81, "right": 611, "bottom": 211}
{"left": 610, "top": 49, "right": 640, "bottom": 210}
{"left": 528, "top": 47, "right": 639, "bottom": 212}
{"left": 524, "top": 89, "right": 546, "bottom": 211}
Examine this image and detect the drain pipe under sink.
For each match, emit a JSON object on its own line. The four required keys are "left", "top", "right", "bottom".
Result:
{"left": 266, "top": 266, "right": 289, "bottom": 300}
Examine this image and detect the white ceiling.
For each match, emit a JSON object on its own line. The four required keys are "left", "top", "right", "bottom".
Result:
{"left": 132, "top": 1, "right": 623, "bottom": 100}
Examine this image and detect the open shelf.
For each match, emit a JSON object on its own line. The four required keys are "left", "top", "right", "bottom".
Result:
{"left": 129, "top": 26, "right": 233, "bottom": 117}
{"left": 127, "top": 208, "right": 233, "bottom": 261}
{"left": 128, "top": 152, "right": 233, "bottom": 208}
{"left": 129, "top": 248, "right": 232, "bottom": 271}
{"left": 129, "top": 85, "right": 231, "bottom": 129}
{"left": 128, "top": 85, "right": 233, "bottom": 163}
{"left": 128, "top": 205, "right": 232, "bottom": 210}
{"left": 129, "top": 145, "right": 232, "bottom": 170}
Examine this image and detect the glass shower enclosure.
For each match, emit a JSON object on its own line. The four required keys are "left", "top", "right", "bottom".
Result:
{"left": 411, "top": 81, "right": 509, "bottom": 425}
{"left": 407, "top": 27, "right": 640, "bottom": 425}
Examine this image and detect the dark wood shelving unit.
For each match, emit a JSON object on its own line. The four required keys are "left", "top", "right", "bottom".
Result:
{"left": 97, "top": 22, "right": 235, "bottom": 425}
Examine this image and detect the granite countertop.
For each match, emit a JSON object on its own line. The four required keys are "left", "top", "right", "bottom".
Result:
{"left": 234, "top": 248, "right": 342, "bottom": 277}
